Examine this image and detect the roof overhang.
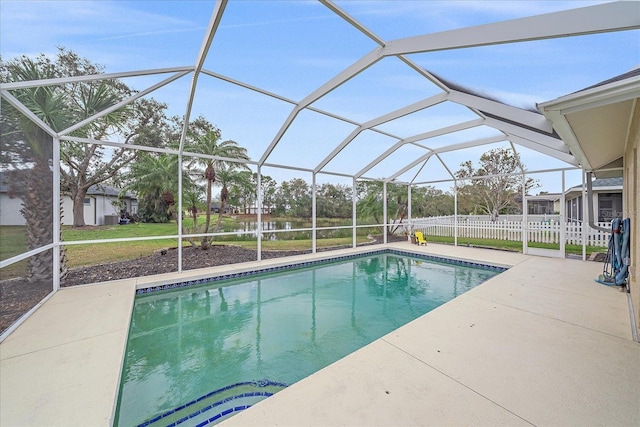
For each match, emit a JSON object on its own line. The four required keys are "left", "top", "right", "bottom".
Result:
{"left": 539, "top": 69, "right": 640, "bottom": 178}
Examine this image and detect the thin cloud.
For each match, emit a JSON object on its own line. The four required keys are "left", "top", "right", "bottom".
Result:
{"left": 98, "top": 27, "right": 206, "bottom": 42}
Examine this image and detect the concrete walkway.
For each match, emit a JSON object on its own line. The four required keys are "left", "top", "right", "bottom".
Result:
{"left": 1, "top": 243, "right": 638, "bottom": 426}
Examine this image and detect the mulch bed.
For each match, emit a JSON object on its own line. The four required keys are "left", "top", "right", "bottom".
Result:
{"left": 1, "top": 236, "right": 406, "bottom": 334}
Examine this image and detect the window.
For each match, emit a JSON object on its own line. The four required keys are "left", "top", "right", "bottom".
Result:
{"left": 598, "top": 193, "right": 622, "bottom": 222}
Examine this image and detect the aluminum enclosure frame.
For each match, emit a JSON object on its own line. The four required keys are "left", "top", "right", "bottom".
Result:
{"left": 0, "top": 0, "right": 638, "bottom": 335}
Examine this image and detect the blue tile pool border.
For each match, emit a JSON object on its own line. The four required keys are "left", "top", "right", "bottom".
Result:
{"left": 135, "top": 248, "right": 507, "bottom": 295}
{"left": 137, "top": 379, "right": 288, "bottom": 427}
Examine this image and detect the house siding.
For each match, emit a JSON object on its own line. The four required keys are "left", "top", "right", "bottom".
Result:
{"left": 623, "top": 103, "right": 639, "bottom": 330}
{"left": 3, "top": 193, "right": 135, "bottom": 226}
{"left": 564, "top": 181, "right": 622, "bottom": 223}
{"left": 0, "top": 195, "right": 25, "bottom": 226}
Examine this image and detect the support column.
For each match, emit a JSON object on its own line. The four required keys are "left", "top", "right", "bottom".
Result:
{"left": 407, "top": 184, "right": 412, "bottom": 239}
{"left": 560, "top": 170, "right": 566, "bottom": 258}
{"left": 177, "top": 155, "right": 183, "bottom": 272}
{"left": 582, "top": 171, "right": 587, "bottom": 261}
{"left": 352, "top": 178, "right": 357, "bottom": 248}
{"left": 257, "top": 166, "right": 262, "bottom": 261}
{"left": 53, "top": 135, "right": 61, "bottom": 291}
{"left": 383, "top": 182, "right": 388, "bottom": 244}
{"left": 312, "top": 173, "right": 317, "bottom": 254}
{"left": 454, "top": 185, "right": 458, "bottom": 247}
{"left": 407, "top": 184, "right": 412, "bottom": 222}
{"left": 522, "top": 174, "right": 528, "bottom": 254}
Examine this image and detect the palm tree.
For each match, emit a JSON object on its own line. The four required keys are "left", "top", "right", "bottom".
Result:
{"left": 215, "top": 166, "right": 252, "bottom": 229}
{"left": 356, "top": 181, "right": 407, "bottom": 235}
{"left": 1, "top": 56, "right": 72, "bottom": 283}
{"left": 183, "top": 188, "right": 204, "bottom": 232}
{"left": 125, "top": 153, "right": 181, "bottom": 220}
{"left": 61, "top": 80, "right": 131, "bottom": 227}
{"left": 125, "top": 152, "right": 198, "bottom": 245}
{"left": 188, "top": 130, "right": 249, "bottom": 249}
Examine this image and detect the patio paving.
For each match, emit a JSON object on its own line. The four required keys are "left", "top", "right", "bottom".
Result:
{"left": 1, "top": 243, "right": 637, "bottom": 426}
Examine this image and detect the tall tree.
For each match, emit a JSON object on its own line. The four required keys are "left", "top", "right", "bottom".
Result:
{"left": 183, "top": 188, "right": 204, "bottom": 232}
{"left": 3, "top": 49, "right": 170, "bottom": 227}
{"left": 410, "top": 186, "right": 455, "bottom": 218}
{"left": 215, "top": 166, "right": 252, "bottom": 228}
{"left": 316, "top": 183, "right": 351, "bottom": 218}
{"left": 61, "top": 96, "right": 169, "bottom": 226}
{"left": 123, "top": 152, "right": 197, "bottom": 247}
{"left": 455, "top": 148, "right": 537, "bottom": 220}
{"left": 187, "top": 122, "right": 249, "bottom": 249}
{"left": 124, "top": 153, "right": 181, "bottom": 222}
{"left": 274, "top": 178, "right": 312, "bottom": 218}
{"left": 249, "top": 173, "right": 276, "bottom": 215}
{"left": 228, "top": 170, "right": 254, "bottom": 214}
{"left": 0, "top": 55, "right": 71, "bottom": 283}
{"left": 356, "top": 181, "right": 408, "bottom": 235}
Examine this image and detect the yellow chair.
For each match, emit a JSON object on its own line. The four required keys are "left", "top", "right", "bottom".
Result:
{"left": 414, "top": 231, "right": 427, "bottom": 246}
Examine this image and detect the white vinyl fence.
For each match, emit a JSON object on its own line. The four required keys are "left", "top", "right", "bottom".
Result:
{"left": 411, "top": 215, "right": 611, "bottom": 247}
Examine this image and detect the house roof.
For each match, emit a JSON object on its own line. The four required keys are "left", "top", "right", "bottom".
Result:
{"left": 567, "top": 177, "right": 623, "bottom": 192}
{"left": 540, "top": 66, "right": 640, "bottom": 177}
{"left": 574, "top": 66, "right": 640, "bottom": 93}
{"left": 0, "top": 172, "right": 135, "bottom": 199}
{"left": 86, "top": 185, "right": 136, "bottom": 200}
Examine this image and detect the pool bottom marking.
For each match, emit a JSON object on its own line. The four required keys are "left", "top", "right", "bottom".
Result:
{"left": 137, "top": 379, "right": 288, "bottom": 427}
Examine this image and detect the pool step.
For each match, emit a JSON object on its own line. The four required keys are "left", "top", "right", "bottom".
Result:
{"left": 138, "top": 380, "right": 287, "bottom": 427}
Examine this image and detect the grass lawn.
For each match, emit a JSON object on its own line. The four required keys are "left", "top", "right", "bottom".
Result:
{"left": 0, "top": 227, "right": 29, "bottom": 279}
{"left": 424, "top": 235, "right": 605, "bottom": 256}
{"left": 0, "top": 226, "right": 28, "bottom": 261}
{"left": 1, "top": 219, "right": 372, "bottom": 271}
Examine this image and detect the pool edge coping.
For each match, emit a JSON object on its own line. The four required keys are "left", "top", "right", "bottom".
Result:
{"left": 118, "top": 245, "right": 510, "bottom": 426}
{"left": 134, "top": 247, "right": 508, "bottom": 296}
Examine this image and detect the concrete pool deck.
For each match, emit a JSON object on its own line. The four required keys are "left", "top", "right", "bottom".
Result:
{"left": 1, "top": 243, "right": 638, "bottom": 426}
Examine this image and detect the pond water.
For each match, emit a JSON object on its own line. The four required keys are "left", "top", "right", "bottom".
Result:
{"left": 225, "top": 220, "right": 357, "bottom": 240}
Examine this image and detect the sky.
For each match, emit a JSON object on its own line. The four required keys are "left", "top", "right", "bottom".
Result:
{"left": 1, "top": 0, "right": 639, "bottom": 194}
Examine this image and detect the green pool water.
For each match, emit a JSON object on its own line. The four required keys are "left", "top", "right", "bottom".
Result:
{"left": 115, "top": 252, "right": 502, "bottom": 426}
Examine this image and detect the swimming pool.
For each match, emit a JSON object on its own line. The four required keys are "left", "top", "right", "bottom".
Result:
{"left": 114, "top": 250, "right": 504, "bottom": 426}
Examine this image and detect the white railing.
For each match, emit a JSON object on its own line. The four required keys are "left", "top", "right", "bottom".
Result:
{"left": 411, "top": 216, "right": 611, "bottom": 247}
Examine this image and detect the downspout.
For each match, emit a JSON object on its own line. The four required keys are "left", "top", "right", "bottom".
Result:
{"left": 586, "top": 171, "right": 609, "bottom": 233}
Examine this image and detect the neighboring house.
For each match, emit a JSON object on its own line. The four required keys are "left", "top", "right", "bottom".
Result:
{"left": 0, "top": 172, "right": 137, "bottom": 226}
{"left": 514, "top": 193, "right": 561, "bottom": 215}
{"left": 526, "top": 194, "right": 561, "bottom": 215}
{"left": 241, "top": 206, "right": 274, "bottom": 215}
{"left": 60, "top": 185, "right": 138, "bottom": 226}
{"left": 517, "top": 178, "right": 622, "bottom": 221}
{"left": 564, "top": 177, "right": 622, "bottom": 223}
{"left": 209, "top": 203, "right": 232, "bottom": 215}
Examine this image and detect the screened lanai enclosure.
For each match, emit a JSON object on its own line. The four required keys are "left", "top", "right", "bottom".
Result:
{"left": 1, "top": 0, "right": 639, "bottom": 337}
